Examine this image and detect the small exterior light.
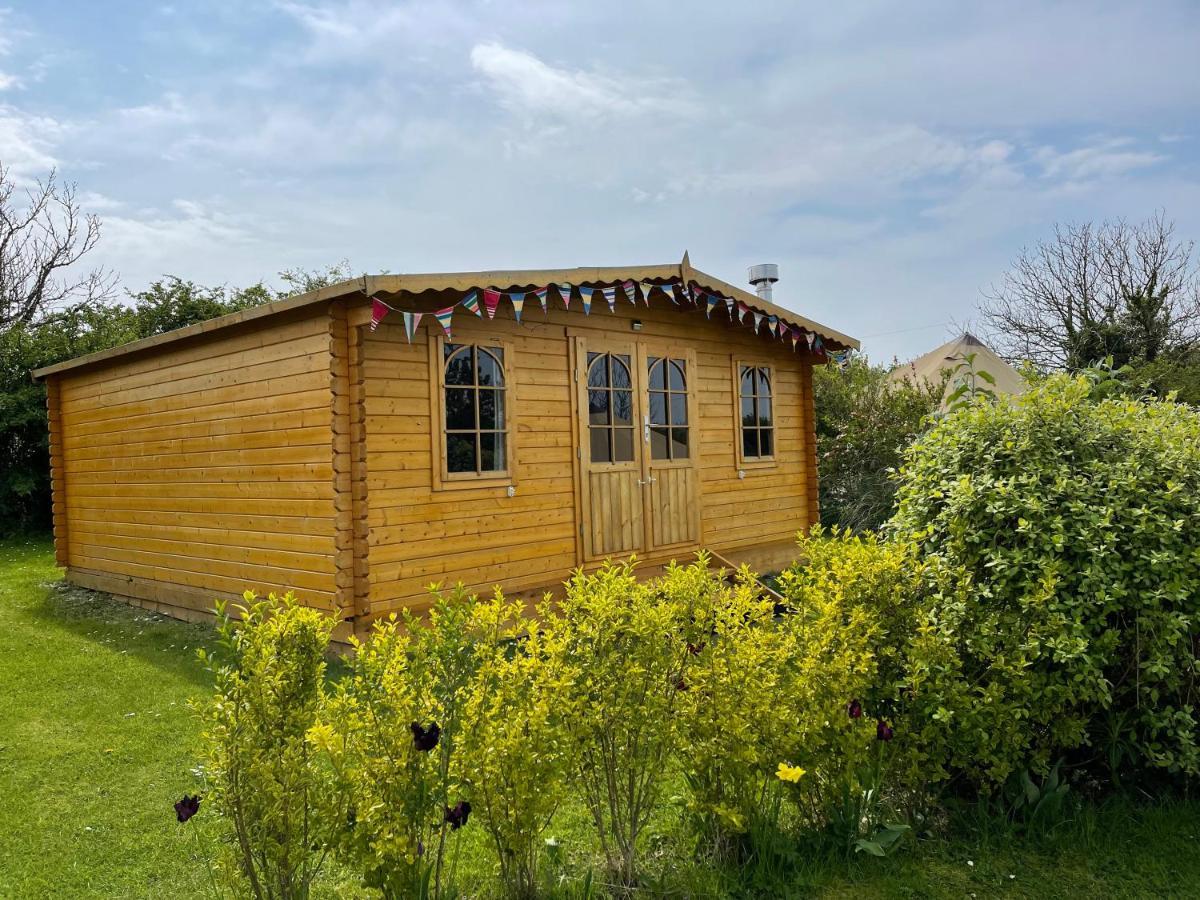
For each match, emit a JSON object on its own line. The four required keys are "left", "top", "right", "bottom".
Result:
{"left": 631, "top": 320, "right": 643, "bottom": 331}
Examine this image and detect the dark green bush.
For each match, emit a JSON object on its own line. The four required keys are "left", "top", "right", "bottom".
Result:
{"left": 889, "top": 373, "right": 1200, "bottom": 784}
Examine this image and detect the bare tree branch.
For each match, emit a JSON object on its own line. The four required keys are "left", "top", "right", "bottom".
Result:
{"left": 0, "top": 162, "right": 117, "bottom": 333}
{"left": 980, "top": 212, "right": 1200, "bottom": 370}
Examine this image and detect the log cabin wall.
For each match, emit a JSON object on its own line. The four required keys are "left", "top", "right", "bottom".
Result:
{"left": 361, "top": 293, "right": 819, "bottom": 622}
{"left": 50, "top": 306, "right": 341, "bottom": 621}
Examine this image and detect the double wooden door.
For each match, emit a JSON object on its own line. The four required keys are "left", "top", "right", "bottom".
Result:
{"left": 573, "top": 336, "right": 701, "bottom": 559}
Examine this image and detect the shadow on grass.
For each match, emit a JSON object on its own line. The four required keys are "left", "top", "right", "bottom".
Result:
{"left": 26, "top": 579, "right": 222, "bottom": 690}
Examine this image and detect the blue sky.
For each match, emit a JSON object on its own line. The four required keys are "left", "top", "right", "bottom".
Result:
{"left": 2, "top": 0, "right": 1198, "bottom": 361}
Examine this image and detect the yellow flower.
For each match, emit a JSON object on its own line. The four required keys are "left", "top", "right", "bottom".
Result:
{"left": 776, "top": 762, "right": 806, "bottom": 783}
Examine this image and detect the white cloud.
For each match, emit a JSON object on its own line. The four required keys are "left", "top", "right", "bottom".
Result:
{"left": 1036, "top": 137, "right": 1165, "bottom": 182}
{"left": 470, "top": 42, "right": 696, "bottom": 121}
{"left": 0, "top": 105, "right": 62, "bottom": 178}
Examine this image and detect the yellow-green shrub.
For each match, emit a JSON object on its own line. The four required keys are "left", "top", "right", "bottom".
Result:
{"left": 545, "top": 561, "right": 693, "bottom": 888}
{"left": 458, "top": 593, "right": 571, "bottom": 899}
{"left": 314, "top": 589, "right": 480, "bottom": 899}
{"left": 671, "top": 560, "right": 787, "bottom": 847}
{"left": 198, "top": 591, "right": 341, "bottom": 900}
{"left": 774, "top": 531, "right": 924, "bottom": 832}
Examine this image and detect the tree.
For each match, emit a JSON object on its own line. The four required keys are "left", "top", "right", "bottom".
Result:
{"left": 980, "top": 212, "right": 1200, "bottom": 370}
{"left": 813, "top": 358, "right": 943, "bottom": 532}
{"left": 0, "top": 163, "right": 115, "bottom": 333}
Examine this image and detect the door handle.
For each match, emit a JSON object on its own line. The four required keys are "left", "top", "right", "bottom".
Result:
{"left": 637, "top": 476, "right": 657, "bottom": 486}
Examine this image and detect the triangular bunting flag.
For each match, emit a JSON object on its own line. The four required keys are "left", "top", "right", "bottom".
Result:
{"left": 705, "top": 294, "right": 718, "bottom": 318}
{"left": 509, "top": 292, "right": 525, "bottom": 322}
{"left": 725, "top": 297, "right": 735, "bottom": 319}
{"left": 601, "top": 286, "right": 617, "bottom": 312}
{"left": 482, "top": 289, "right": 502, "bottom": 320}
{"left": 461, "top": 290, "right": 483, "bottom": 317}
{"left": 664, "top": 282, "right": 679, "bottom": 304}
{"left": 639, "top": 282, "right": 656, "bottom": 304}
{"left": 578, "top": 286, "right": 593, "bottom": 315}
{"left": 736, "top": 301, "right": 750, "bottom": 323}
{"left": 402, "top": 311, "right": 422, "bottom": 342}
{"left": 557, "top": 283, "right": 572, "bottom": 309}
{"left": 790, "top": 328, "right": 800, "bottom": 350}
{"left": 768, "top": 315, "right": 779, "bottom": 336}
{"left": 533, "top": 286, "right": 549, "bottom": 313}
{"left": 434, "top": 306, "right": 454, "bottom": 340}
{"left": 370, "top": 297, "right": 390, "bottom": 331}
{"left": 814, "top": 335, "right": 824, "bottom": 352}
{"left": 805, "top": 332, "right": 814, "bottom": 349}
{"left": 622, "top": 280, "right": 637, "bottom": 304}
{"left": 752, "top": 311, "right": 764, "bottom": 333}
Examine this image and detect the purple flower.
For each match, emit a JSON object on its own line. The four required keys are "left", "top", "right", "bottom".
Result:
{"left": 174, "top": 794, "right": 201, "bottom": 823}
{"left": 444, "top": 800, "right": 472, "bottom": 831}
{"left": 411, "top": 722, "right": 441, "bottom": 752}
{"left": 876, "top": 720, "right": 894, "bottom": 742}
{"left": 417, "top": 840, "right": 425, "bottom": 857}
{"left": 847, "top": 699, "right": 863, "bottom": 719}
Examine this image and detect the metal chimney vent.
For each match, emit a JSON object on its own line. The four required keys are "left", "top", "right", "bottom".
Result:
{"left": 748, "top": 263, "right": 779, "bottom": 302}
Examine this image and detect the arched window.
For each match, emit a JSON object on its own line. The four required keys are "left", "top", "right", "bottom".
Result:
{"left": 647, "top": 356, "right": 689, "bottom": 460}
{"left": 443, "top": 343, "right": 507, "bottom": 474}
{"left": 738, "top": 364, "right": 774, "bottom": 460}
{"left": 587, "top": 351, "right": 635, "bottom": 463}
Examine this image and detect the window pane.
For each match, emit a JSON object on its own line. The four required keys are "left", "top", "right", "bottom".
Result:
{"left": 650, "top": 425, "right": 669, "bottom": 460}
{"left": 479, "top": 432, "right": 505, "bottom": 471}
{"left": 479, "top": 388, "right": 504, "bottom": 430}
{"left": 740, "top": 368, "right": 755, "bottom": 397}
{"left": 611, "top": 356, "right": 632, "bottom": 390}
{"left": 590, "top": 426, "right": 611, "bottom": 463}
{"left": 757, "top": 395, "right": 772, "bottom": 427}
{"left": 668, "top": 360, "right": 686, "bottom": 392}
{"left": 445, "top": 347, "right": 474, "bottom": 385}
{"left": 477, "top": 349, "right": 505, "bottom": 387}
{"left": 742, "top": 428, "right": 758, "bottom": 459}
{"left": 648, "top": 391, "right": 667, "bottom": 426}
{"left": 648, "top": 358, "right": 666, "bottom": 390}
{"left": 756, "top": 368, "right": 771, "bottom": 395}
{"left": 613, "top": 427, "right": 635, "bottom": 462}
{"left": 671, "top": 427, "right": 689, "bottom": 459}
{"left": 447, "top": 433, "right": 476, "bottom": 472}
{"left": 741, "top": 396, "right": 755, "bottom": 427}
{"left": 670, "top": 393, "right": 687, "bottom": 426}
{"left": 612, "top": 389, "right": 634, "bottom": 426}
{"left": 587, "top": 357, "right": 609, "bottom": 389}
{"left": 445, "top": 388, "right": 476, "bottom": 429}
{"left": 588, "top": 389, "right": 610, "bottom": 426}
{"left": 758, "top": 428, "right": 774, "bottom": 457}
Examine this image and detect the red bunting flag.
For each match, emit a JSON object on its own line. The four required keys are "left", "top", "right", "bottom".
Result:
{"left": 533, "top": 286, "right": 549, "bottom": 313}
{"left": 482, "top": 289, "right": 502, "bottom": 320}
{"left": 557, "top": 283, "right": 572, "bottom": 309}
{"left": 622, "top": 280, "right": 637, "bottom": 304}
{"left": 370, "top": 297, "right": 390, "bottom": 331}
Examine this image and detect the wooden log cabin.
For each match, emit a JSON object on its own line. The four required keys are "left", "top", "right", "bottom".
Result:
{"left": 33, "top": 256, "right": 857, "bottom": 638}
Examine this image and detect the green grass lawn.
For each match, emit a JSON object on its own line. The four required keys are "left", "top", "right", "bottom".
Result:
{"left": 2, "top": 536, "right": 1199, "bottom": 898}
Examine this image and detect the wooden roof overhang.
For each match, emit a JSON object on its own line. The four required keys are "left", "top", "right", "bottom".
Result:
{"left": 33, "top": 253, "right": 858, "bottom": 380}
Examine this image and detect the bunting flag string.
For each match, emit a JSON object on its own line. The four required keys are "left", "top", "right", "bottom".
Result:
{"left": 403, "top": 311, "right": 423, "bottom": 342}
{"left": 461, "top": 290, "right": 483, "bottom": 318}
{"left": 602, "top": 285, "right": 618, "bottom": 313}
{"left": 370, "top": 297, "right": 389, "bottom": 331}
{"left": 363, "top": 278, "right": 833, "bottom": 355}
{"left": 434, "top": 306, "right": 454, "bottom": 339}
